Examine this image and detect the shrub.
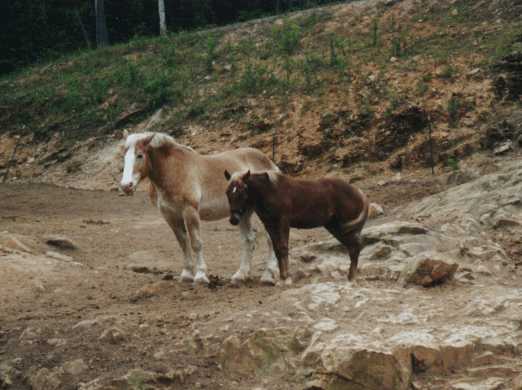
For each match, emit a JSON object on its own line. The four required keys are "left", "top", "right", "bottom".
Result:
{"left": 272, "top": 20, "right": 302, "bottom": 56}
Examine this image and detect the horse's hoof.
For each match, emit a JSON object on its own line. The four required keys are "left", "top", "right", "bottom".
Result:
{"left": 231, "top": 271, "right": 249, "bottom": 285}
{"left": 180, "top": 269, "right": 194, "bottom": 283}
{"left": 194, "top": 271, "right": 209, "bottom": 285}
{"left": 260, "top": 271, "right": 276, "bottom": 286}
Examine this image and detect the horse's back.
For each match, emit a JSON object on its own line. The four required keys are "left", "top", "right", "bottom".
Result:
{"left": 282, "top": 175, "right": 366, "bottom": 225}
{"left": 205, "top": 147, "right": 278, "bottom": 174}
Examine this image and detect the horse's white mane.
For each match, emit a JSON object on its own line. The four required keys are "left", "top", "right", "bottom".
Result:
{"left": 125, "top": 131, "right": 194, "bottom": 151}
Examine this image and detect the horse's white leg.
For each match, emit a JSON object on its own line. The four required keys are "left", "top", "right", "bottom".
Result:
{"left": 183, "top": 206, "right": 209, "bottom": 285}
{"left": 163, "top": 212, "right": 194, "bottom": 282}
{"left": 261, "top": 233, "right": 279, "bottom": 285}
{"left": 231, "top": 212, "right": 256, "bottom": 284}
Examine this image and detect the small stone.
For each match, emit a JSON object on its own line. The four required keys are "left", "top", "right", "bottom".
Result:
{"left": 63, "top": 359, "right": 88, "bottom": 376}
{"left": 384, "top": 0, "right": 400, "bottom": 7}
{"left": 402, "top": 252, "right": 458, "bottom": 287}
{"left": 153, "top": 349, "right": 166, "bottom": 359}
{"left": 475, "top": 265, "right": 492, "bottom": 275}
{"left": 304, "top": 379, "right": 326, "bottom": 390}
{"left": 99, "top": 327, "right": 126, "bottom": 344}
{"left": 45, "top": 235, "right": 77, "bottom": 250}
{"left": 300, "top": 254, "right": 317, "bottom": 263}
{"left": 369, "top": 203, "right": 384, "bottom": 219}
{"left": 19, "top": 327, "right": 41, "bottom": 344}
{"left": 78, "top": 378, "right": 103, "bottom": 390}
{"left": 46, "top": 251, "right": 73, "bottom": 262}
{"left": 130, "top": 281, "right": 170, "bottom": 303}
{"left": 451, "top": 8, "right": 459, "bottom": 16}
{"left": 313, "top": 318, "right": 338, "bottom": 332}
{"left": 72, "top": 319, "right": 99, "bottom": 330}
{"left": 390, "top": 56, "right": 398, "bottom": 63}
{"left": 467, "top": 68, "right": 481, "bottom": 77}
{"left": 3, "top": 236, "right": 33, "bottom": 253}
{"left": 47, "top": 338, "right": 67, "bottom": 347}
{"left": 493, "top": 140, "right": 513, "bottom": 155}
{"left": 493, "top": 217, "right": 521, "bottom": 229}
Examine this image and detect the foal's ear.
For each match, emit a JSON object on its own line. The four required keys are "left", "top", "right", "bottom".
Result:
{"left": 262, "top": 172, "right": 270, "bottom": 182}
{"left": 244, "top": 170, "right": 251, "bottom": 181}
{"left": 123, "top": 129, "right": 129, "bottom": 139}
{"left": 224, "top": 170, "right": 231, "bottom": 181}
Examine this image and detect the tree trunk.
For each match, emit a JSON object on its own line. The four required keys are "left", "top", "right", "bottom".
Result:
{"left": 158, "top": 0, "right": 167, "bottom": 36}
{"left": 75, "top": 8, "right": 92, "bottom": 49}
{"left": 95, "top": 0, "right": 109, "bottom": 47}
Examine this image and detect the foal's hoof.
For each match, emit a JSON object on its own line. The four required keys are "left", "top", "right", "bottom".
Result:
{"left": 194, "top": 271, "right": 210, "bottom": 285}
{"left": 180, "top": 269, "right": 194, "bottom": 283}
{"left": 276, "top": 277, "right": 293, "bottom": 287}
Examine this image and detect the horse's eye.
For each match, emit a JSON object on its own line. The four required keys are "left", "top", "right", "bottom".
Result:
{"left": 136, "top": 154, "right": 143, "bottom": 159}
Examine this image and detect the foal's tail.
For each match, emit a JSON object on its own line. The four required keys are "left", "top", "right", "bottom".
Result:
{"left": 342, "top": 188, "right": 369, "bottom": 234}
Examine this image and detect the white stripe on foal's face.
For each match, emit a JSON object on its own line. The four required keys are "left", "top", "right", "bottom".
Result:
{"left": 120, "top": 144, "right": 142, "bottom": 194}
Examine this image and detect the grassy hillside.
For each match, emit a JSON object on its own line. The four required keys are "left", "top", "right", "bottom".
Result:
{"left": 1, "top": 0, "right": 521, "bottom": 176}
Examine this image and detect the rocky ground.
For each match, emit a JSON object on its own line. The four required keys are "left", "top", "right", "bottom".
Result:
{"left": 1, "top": 0, "right": 522, "bottom": 388}
{"left": 1, "top": 150, "right": 522, "bottom": 390}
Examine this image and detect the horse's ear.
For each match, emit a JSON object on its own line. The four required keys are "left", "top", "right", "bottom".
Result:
{"left": 244, "top": 170, "right": 251, "bottom": 181}
{"left": 141, "top": 134, "right": 155, "bottom": 150}
{"left": 224, "top": 170, "right": 231, "bottom": 181}
{"left": 123, "top": 129, "right": 129, "bottom": 139}
{"left": 262, "top": 172, "right": 270, "bottom": 182}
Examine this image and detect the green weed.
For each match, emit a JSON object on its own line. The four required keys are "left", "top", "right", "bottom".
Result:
{"left": 447, "top": 94, "right": 461, "bottom": 127}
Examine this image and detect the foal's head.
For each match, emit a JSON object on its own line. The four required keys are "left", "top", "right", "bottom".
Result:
{"left": 120, "top": 131, "right": 155, "bottom": 195}
{"left": 224, "top": 170, "right": 251, "bottom": 226}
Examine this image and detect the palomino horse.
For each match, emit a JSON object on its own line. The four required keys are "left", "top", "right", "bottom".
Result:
{"left": 119, "top": 131, "right": 280, "bottom": 285}
{"left": 225, "top": 170, "right": 369, "bottom": 282}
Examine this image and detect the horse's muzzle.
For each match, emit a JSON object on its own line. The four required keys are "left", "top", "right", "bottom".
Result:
{"left": 229, "top": 213, "right": 241, "bottom": 226}
{"left": 120, "top": 183, "right": 135, "bottom": 196}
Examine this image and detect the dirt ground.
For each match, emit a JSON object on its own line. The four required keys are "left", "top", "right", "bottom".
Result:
{"left": 0, "top": 167, "right": 447, "bottom": 390}
{"left": 0, "top": 182, "right": 340, "bottom": 389}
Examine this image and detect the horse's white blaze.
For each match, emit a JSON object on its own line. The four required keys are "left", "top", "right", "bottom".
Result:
{"left": 121, "top": 145, "right": 139, "bottom": 188}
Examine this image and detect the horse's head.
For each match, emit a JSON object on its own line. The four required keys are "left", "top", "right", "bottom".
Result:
{"left": 120, "top": 130, "right": 155, "bottom": 195}
{"left": 224, "top": 169, "right": 251, "bottom": 225}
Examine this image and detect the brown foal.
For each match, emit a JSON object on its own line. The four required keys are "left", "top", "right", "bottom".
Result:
{"left": 225, "top": 170, "right": 369, "bottom": 282}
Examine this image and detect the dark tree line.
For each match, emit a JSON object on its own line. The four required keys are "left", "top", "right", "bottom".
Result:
{"left": 0, "top": 0, "right": 340, "bottom": 75}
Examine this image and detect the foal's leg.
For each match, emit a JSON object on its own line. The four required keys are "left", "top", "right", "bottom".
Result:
{"left": 162, "top": 211, "right": 194, "bottom": 282}
{"left": 260, "top": 234, "right": 279, "bottom": 285}
{"left": 183, "top": 206, "right": 209, "bottom": 285}
{"left": 231, "top": 211, "right": 256, "bottom": 284}
{"left": 266, "top": 219, "right": 291, "bottom": 284}
{"left": 326, "top": 225, "right": 362, "bottom": 281}
{"left": 343, "top": 233, "right": 362, "bottom": 281}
